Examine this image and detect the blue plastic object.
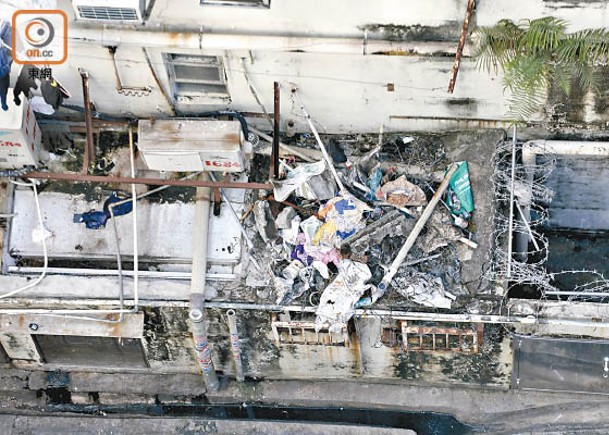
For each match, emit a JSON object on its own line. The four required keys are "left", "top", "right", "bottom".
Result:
{"left": 74, "top": 191, "right": 132, "bottom": 230}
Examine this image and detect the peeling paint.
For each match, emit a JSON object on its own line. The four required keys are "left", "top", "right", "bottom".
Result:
{"left": 360, "top": 23, "right": 462, "bottom": 42}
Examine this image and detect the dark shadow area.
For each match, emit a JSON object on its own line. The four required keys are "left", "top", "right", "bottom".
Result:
{"left": 42, "top": 402, "right": 479, "bottom": 435}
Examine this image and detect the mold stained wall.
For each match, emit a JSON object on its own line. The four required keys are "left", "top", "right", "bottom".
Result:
{"left": 31, "top": 39, "right": 509, "bottom": 133}
{"left": 141, "top": 308, "right": 512, "bottom": 386}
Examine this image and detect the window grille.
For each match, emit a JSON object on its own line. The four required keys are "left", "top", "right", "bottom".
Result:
{"left": 165, "top": 54, "right": 229, "bottom": 101}
{"left": 271, "top": 313, "right": 350, "bottom": 347}
{"left": 401, "top": 321, "right": 483, "bottom": 353}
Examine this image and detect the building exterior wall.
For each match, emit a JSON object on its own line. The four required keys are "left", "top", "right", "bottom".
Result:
{"left": 0, "top": 0, "right": 608, "bottom": 399}
{"left": 5, "top": 0, "right": 606, "bottom": 133}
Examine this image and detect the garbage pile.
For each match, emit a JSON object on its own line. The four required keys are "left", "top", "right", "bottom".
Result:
{"left": 248, "top": 134, "right": 477, "bottom": 333}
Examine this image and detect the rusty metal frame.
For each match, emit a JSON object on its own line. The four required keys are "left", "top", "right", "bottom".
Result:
{"left": 24, "top": 171, "right": 272, "bottom": 190}
{"left": 270, "top": 313, "right": 350, "bottom": 347}
{"left": 401, "top": 321, "right": 483, "bottom": 353}
{"left": 0, "top": 312, "right": 144, "bottom": 338}
{"left": 79, "top": 68, "right": 95, "bottom": 174}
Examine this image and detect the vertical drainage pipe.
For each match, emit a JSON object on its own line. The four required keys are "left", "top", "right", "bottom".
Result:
{"left": 128, "top": 128, "right": 139, "bottom": 311}
{"left": 226, "top": 309, "right": 245, "bottom": 382}
{"left": 506, "top": 126, "right": 517, "bottom": 276}
{"left": 189, "top": 173, "right": 220, "bottom": 391}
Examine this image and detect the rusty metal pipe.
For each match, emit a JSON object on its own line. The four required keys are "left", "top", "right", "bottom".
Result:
{"left": 226, "top": 309, "right": 245, "bottom": 382}
{"left": 272, "top": 82, "right": 280, "bottom": 179}
{"left": 447, "top": 0, "right": 476, "bottom": 93}
{"left": 79, "top": 68, "right": 94, "bottom": 174}
{"left": 24, "top": 171, "right": 272, "bottom": 190}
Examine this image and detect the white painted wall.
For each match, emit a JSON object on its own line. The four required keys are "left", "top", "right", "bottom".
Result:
{"left": 10, "top": 0, "right": 609, "bottom": 132}
{"left": 477, "top": 0, "right": 609, "bottom": 31}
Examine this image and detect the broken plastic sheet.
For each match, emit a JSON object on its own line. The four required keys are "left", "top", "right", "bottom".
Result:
{"left": 446, "top": 161, "right": 474, "bottom": 217}
{"left": 253, "top": 200, "right": 278, "bottom": 243}
{"left": 275, "top": 259, "right": 305, "bottom": 304}
{"left": 318, "top": 194, "right": 372, "bottom": 240}
{"left": 418, "top": 209, "right": 462, "bottom": 254}
{"left": 300, "top": 216, "right": 322, "bottom": 245}
{"left": 366, "top": 165, "right": 383, "bottom": 201}
{"left": 272, "top": 160, "right": 326, "bottom": 202}
{"left": 275, "top": 260, "right": 330, "bottom": 305}
{"left": 377, "top": 175, "right": 428, "bottom": 207}
{"left": 395, "top": 272, "right": 455, "bottom": 309}
{"left": 276, "top": 207, "right": 301, "bottom": 246}
{"left": 291, "top": 232, "right": 341, "bottom": 266}
{"left": 315, "top": 260, "right": 372, "bottom": 333}
{"left": 296, "top": 172, "right": 337, "bottom": 201}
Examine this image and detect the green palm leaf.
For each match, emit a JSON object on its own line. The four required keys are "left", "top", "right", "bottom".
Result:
{"left": 474, "top": 17, "right": 607, "bottom": 121}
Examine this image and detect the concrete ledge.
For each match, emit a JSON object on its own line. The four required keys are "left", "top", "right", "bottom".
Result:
{"left": 28, "top": 372, "right": 207, "bottom": 396}
{"left": 0, "top": 414, "right": 412, "bottom": 435}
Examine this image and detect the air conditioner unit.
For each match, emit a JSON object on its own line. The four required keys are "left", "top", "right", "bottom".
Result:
{"left": 0, "top": 93, "right": 41, "bottom": 169}
{"left": 72, "top": 0, "right": 145, "bottom": 22}
{"left": 138, "top": 120, "right": 248, "bottom": 173}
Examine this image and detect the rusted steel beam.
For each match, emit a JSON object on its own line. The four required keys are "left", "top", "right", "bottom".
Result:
{"left": 24, "top": 172, "right": 273, "bottom": 190}
{"left": 447, "top": 0, "right": 476, "bottom": 93}
{"left": 271, "top": 81, "right": 280, "bottom": 179}
{"left": 79, "top": 68, "right": 95, "bottom": 173}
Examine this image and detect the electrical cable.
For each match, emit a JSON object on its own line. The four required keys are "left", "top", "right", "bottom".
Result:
{"left": 0, "top": 179, "right": 48, "bottom": 299}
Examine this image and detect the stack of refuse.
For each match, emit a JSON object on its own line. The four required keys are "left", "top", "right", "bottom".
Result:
{"left": 252, "top": 134, "right": 476, "bottom": 334}
{"left": 270, "top": 193, "right": 371, "bottom": 308}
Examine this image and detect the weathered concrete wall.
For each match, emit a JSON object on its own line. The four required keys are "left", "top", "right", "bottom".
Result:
{"left": 56, "top": 0, "right": 609, "bottom": 35}
{"left": 140, "top": 308, "right": 513, "bottom": 386}
{"left": 0, "top": 306, "right": 512, "bottom": 387}
{"left": 542, "top": 155, "right": 609, "bottom": 231}
{"left": 11, "top": 0, "right": 609, "bottom": 133}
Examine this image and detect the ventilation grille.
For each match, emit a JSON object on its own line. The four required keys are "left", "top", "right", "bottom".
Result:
{"left": 77, "top": 6, "right": 140, "bottom": 21}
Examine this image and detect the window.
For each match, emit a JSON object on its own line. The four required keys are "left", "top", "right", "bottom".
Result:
{"left": 200, "top": 0, "right": 270, "bottom": 8}
{"left": 35, "top": 335, "right": 147, "bottom": 368}
{"left": 401, "top": 322, "right": 483, "bottom": 353}
{"left": 271, "top": 313, "right": 351, "bottom": 347}
{"left": 165, "top": 54, "right": 229, "bottom": 102}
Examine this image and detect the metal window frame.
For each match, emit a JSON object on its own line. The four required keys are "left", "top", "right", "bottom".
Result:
{"left": 200, "top": 0, "right": 271, "bottom": 8}
{"left": 270, "top": 313, "right": 350, "bottom": 347}
{"left": 164, "top": 53, "right": 229, "bottom": 100}
{"left": 401, "top": 321, "right": 482, "bottom": 353}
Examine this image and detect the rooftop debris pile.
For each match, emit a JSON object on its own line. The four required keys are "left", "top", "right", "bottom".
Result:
{"left": 244, "top": 131, "right": 480, "bottom": 331}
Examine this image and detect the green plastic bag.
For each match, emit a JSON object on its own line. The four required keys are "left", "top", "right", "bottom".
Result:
{"left": 446, "top": 161, "right": 474, "bottom": 217}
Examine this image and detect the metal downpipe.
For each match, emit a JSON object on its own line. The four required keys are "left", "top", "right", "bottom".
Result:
{"left": 189, "top": 174, "right": 220, "bottom": 391}
{"left": 226, "top": 309, "right": 245, "bottom": 383}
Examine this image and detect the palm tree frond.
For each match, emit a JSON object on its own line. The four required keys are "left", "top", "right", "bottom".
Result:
{"left": 473, "top": 19, "right": 522, "bottom": 73}
{"left": 518, "top": 17, "right": 567, "bottom": 54}
{"left": 474, "top": 16, "right": 606, "bottom": 121}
